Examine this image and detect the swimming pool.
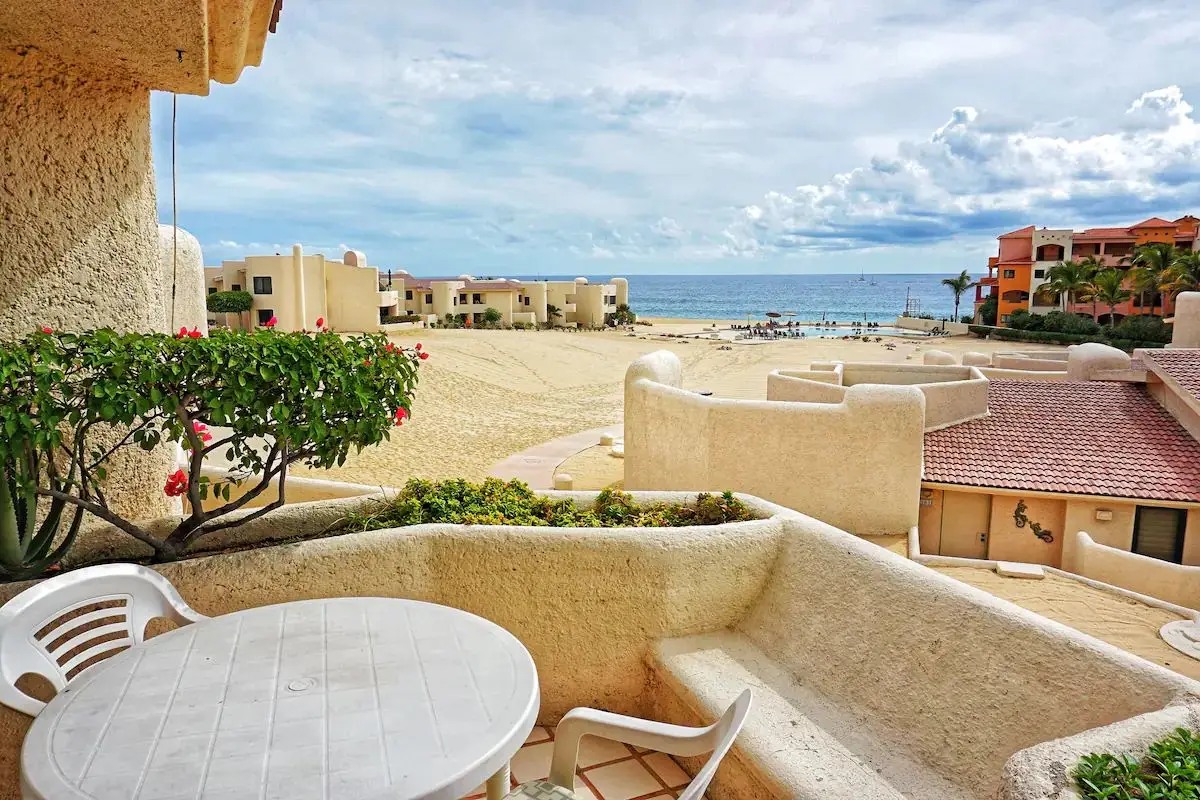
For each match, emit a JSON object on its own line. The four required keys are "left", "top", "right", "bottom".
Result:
{"left": 740, "top": 326, "right": 936, "bottom": 339}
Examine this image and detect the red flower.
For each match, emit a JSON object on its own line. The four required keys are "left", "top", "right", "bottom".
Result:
{"left": 419, "top": 351, "right": 429, "bottom": 360}
{"left": 385, "top": 342, "right": 396, "bottom": 353}
{"left": 316, "top": 317, "right": 325, "bottom": 328}
{"left": 192, "top": 421, "right": 213, "bottom": 444}
{"left": 163, "top": 469, "right": 189, "bottom": 497}
{"left": 415, "top": 342, "right": 422, "bottom": 350}
{"left": 188, "top": 327, "right": 203, "bottom": 339}
{"left": 363, "top": 359, "right": 372, "bottom": 367}
{"left": 321, "top": 326, "right": 330, "bottom": 333}
{"left": 40, "top": 326, "right": 53, "bottom": 334}
{"left": 176, "top": 326, "right": 189, "bottom": 339}
{"left": 265, "top": 316, "right": 278, "bottom": 328}
{"left": 394, "top": 407, "right": 409, "bottom": 426}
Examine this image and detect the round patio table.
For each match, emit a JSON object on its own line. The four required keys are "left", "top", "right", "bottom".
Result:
{"left": 21, "top": 597, "right": 539, "bottom": 800}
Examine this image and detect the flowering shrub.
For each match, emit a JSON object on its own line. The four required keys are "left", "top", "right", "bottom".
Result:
{"left": 0, "top": 324, "right": 423, "bottom": 567}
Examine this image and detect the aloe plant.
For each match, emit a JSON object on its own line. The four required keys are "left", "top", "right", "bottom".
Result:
{"left": 0, "top": 447, "right": 84, "bottom": 580}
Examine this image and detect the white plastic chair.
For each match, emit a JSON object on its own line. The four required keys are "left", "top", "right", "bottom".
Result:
{"left": 0, "top": 563, "right": 205, "bottom": 716}
{"left": 507, "top": 689, "right": 752, "bottom": 800}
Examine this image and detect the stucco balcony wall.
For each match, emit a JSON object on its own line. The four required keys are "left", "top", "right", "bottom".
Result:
{"left": 626, "top": 351, "right": 925, "bottom": 535}
{"left": 0, "top": 494, "right": 1193, "bottom": 799}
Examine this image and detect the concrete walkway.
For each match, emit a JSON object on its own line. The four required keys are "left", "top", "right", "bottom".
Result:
{"left": 489, "top": 425, "right": 618, "bottom": 488}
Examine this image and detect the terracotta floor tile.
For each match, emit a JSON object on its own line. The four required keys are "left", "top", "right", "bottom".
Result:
{"left": 577, "top": 735, "right": 636, "bottom": 768}
{"left": 511, "top": 740, "right": 555, "bottom": 784}
{"left": 583, "top": 758, "right": 662, "bottom": 800}
{"left": 526, "top": 726, "right": 552, "bottom": 745}
{"left": 641, "top": 752, "right": 690, "bottom": 789}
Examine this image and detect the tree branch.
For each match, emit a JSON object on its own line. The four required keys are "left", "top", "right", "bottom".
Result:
{"left": 36, "top": 488, "right": 168, "bottom": 557}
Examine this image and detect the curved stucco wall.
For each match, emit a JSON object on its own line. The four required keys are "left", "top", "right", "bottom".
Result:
{"left": 0, "top": 46, "right": 174, "bottom": 524}
{"left": 975, "top": 366, "right": 1068, "bottom": 382}
{"left": 625, "top": 351, "right": 925, "bottom": 534}
{"left": 1067, "top": 343, "right": 1131, "bottom": 380}
{"left": 1072, "top": 531, "right": 1200, "bottom": 611}
{"left": 1174, "top": 292, "right": 1200, "bottom": 348}
{"left": 766, "top": 370, "right": 848, "bottom": 403}
{"left": 991, "top": 355, "right": 1068, "bottom": 372}
{"left": 157, "top": 225, "right": 208, "bottom": 334}
{"left": 737, "top": 519, "right": 1199, "bottom": 798}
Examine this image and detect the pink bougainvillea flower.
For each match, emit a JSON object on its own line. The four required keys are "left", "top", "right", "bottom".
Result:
{"left": 394, "top": 407, "right": 409, "bottom": 426}
{"left": 385, "top": 342, "right": 396, "bottom": 353}
{"left": 163, "top": 469, "right": 189, "bottom": 497}
{"left": 40, "top": 326, "right": 53, "bottom": 334}
{"left": 316, "top": 317, "right": 325, "bottom": 328}
{"left": 419, "top": 351, "right": 429, "bottom": 360}
{"left": 192, "top": 421, "right": 213, "bottom": 443}
{"left": 415, "top": 342, "right": 422, "bottom": 351}
{"left": 265, "top": 316, "right": 278, "bottom": 328}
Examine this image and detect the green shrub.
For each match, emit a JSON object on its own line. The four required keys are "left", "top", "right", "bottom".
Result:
{"left": 978, "top": 295, "right": 998, "bottom": 326}
{"left": 482, "top": 307, "right": 503, "bottom": 325}
{"left": 342, "top": 479, "right": 756, "bottom": 530}
{"left": 1111, "top": 315, "right": 1172, "bottom": 344}
{"left": 0, "top": 327, "right": 424, "bottom": 564}
{"left": 381, "top": 314, "right": 421, "bottom": 324}
{"left": 959, "top": 314, "right": 974, "bottom": 324}
{"left": 205, "top": 290, "right": 253, "bottom": 314}
{"left": 1075, "top": 727, "right": 1200, "bottom": 799}
{"left": 966, "top": 324, "right": 1164, "bottom": 352}
{"left": 1007, "top": 309, "right": 1043, "bottom": 331}
{"left": 512, "top": 321, "right": 528, "bottom": 330}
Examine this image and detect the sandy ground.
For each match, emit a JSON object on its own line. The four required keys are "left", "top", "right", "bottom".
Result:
{"left": 935, "top": 567, "right": 1200, "bottom": 681}
{"left": 296, "top": 327, "right": 1054, "bottom": 487}
{"left": 556, "top": 445, "right": 626, "bottom": 490}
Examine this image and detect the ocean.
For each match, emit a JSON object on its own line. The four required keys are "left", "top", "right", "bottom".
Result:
{"left": 558, "top": 274, "right": 964, "bottom": 323}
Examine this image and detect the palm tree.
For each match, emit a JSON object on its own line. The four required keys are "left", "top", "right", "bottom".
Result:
{"left": 545, "top": 304, "right": 562, "bottom": 328}
{"left": 1041, "top": 260, "right": 1094, "bottom": 314}
{"left": 1090, "top": 269, "right": 1131, "bottom": 326}
{"left": 1077, "top": 255, "right": 1106, "bottom": 321}
{"left": 1127, "top": 243, "right": 1175, "bottom": 316}
{"left": 940, "top": 270, "right": 975, "bottom": 322}
{"left": 1164, "top": 251, "right": 1200, "bottom": 308}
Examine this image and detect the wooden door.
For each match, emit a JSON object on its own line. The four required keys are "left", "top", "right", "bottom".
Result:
{"left": 939, "top": 492, "right": 992, "bottom": 559}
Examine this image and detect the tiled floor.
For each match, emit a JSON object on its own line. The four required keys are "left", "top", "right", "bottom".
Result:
{"left": 463, "top": 724, "right": 695, "bottom": 799}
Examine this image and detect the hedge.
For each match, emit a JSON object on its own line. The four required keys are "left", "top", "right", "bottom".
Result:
{"left": 968, "top": 325, "right": 1167, "bottom": 352}
{"left": 381, "top": 314, "right": 422, "bottom": 324}
{"left": 205, "top": 290, "right": 253, "bottom": 313}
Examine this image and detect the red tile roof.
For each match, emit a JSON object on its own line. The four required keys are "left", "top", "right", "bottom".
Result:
{"left": 1132, "top": 217, "right": 1177, "bottom": 229}
{"left": 998, "top": 226, "right": 1035, "bottom": 239}
{"left": 924, "top": 380, "right": 1200, "bottom": 502}
{"left": 1142, "top": 349, "right": 1200, "bottom": 406}
{"left": 1074, "top": 227, "right": 1135, "bottom": 240}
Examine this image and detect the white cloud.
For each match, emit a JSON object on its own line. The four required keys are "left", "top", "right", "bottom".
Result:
{"left": 725, "top": 87, "right": 1200, "bottom": 254}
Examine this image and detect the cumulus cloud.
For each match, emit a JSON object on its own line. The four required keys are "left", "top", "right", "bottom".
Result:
{"left": 726, "top": 87, "right": 1200, "bottom": 254}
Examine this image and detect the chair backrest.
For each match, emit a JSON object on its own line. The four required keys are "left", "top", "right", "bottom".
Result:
{"left": 677, "top": 689, "right": 753, "bottom": 800}
{"left": 0, "top": 564, "right": 204, "bottom": 716}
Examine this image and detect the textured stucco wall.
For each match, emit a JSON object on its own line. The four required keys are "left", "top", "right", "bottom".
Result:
{"left": 625, "top": 351, "right": 925, "bottom": 535}
{"left": 1000, "top": 704, "right": 1200, "bottom": 800}
{"left": 895, "top": 317, "right": 971, "bottom": 334}
{"left": 1073, "top": 531, "right": 1200, "bottom": 610}
{"left": 1173, "top": 292, "right": 1200, "bottom": 348}
{"left": 157, "top": 225, "right": 207, "bottom": 334}
{"left": 324, "top": 259, "right": 382, "bottom": 332}
{"left": 975, "top": 366, "right": 1068, "bottom": 382}
{"left": 988, "top": 494, "right": 1066, "bottom": 566}
{"left": 1066, "top": 343, "right": 1131, "bottom": 380}
{"left": 1062, "top": 501, "right": 1136, "bottom": 564}
{"left": 735, "top": 518, "right": 1199, "bottom": 798}
{"left": 991, "top": 355, "right": 1068, "bottom": 372}
{"left": 765, "top": 370, "right": 848, "bottom": 403}
{"left": 0, "top": 46, "right": 175, "bottom": 524}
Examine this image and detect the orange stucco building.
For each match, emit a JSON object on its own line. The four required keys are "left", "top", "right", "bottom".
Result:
{"left": 975, "top": 215, "right": 1200, "bottom": 325}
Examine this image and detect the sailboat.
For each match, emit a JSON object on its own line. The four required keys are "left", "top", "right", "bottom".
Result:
{"left": 850, "top": 269, "right": 877, "bottom": 286}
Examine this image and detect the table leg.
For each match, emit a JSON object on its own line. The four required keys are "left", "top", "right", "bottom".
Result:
{"left": 485, "top": 762, "right": 511, "bottom": 800}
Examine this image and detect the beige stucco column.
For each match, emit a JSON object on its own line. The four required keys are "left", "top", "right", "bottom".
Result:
{"left": 0, "top": 45, "right": 175, "bottom": 522}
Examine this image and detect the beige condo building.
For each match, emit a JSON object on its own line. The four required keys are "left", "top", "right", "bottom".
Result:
{"left": 206, "top": 247, "right": 630, "bottom": 332}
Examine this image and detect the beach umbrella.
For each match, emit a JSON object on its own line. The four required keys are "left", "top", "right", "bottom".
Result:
{"left": 765, "top": 312, "right": 782, "bottom": 319}
{"left": 782, "top": 312, "right": 797, "bottom": 317}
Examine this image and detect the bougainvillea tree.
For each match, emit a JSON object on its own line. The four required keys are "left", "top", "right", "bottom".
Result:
{"left": 0, "top": 324, "right": 424, "bottom": 573}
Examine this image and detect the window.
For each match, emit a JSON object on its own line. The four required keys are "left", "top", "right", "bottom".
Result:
{"left": 1000, "top": 314, "right": 1011, "bottom": 323}
{"left": 231, "top": 284, "right": 242, "bottom": 292}
{"left": 256, "top": 309, "right": 275, "bottom": 326}
{"left": 425, "top": 293, "right": 432, "bottom": 304}
{"left": 472, "top": 293, "right": 482, "bottom": 304}
{"left": 207, "top": 287, "right": 217, "bottom": 295}
{"left": 1034, "top": 269, "right": 1045, "bottom": 279}
{"left": 252, "top": 276, "right": 273, "bottom": 295}
{"left": 405, "top": 290, "right": 413, "bottom": 300}
{"left": 523, "top": 296, "right": 530, "bottom": 306}
{"left": 1132, "top": 506, "right": 1186, "bottom": 563}
{"left": 1003, "top": 269, "right": 1016, "bottom": 279}
{"left": 459, "top": 293, "right": 467, "bottom": 303}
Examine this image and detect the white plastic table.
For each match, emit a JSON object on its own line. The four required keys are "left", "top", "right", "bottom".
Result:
{"left": 21, "top": 598, "right": 539, "bottom": 800}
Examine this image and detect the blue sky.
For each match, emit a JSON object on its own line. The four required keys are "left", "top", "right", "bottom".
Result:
{"left": 151, "top": 0, "right": 1200, "bottom": 275}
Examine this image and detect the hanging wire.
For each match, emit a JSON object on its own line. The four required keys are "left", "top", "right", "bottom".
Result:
{"left": 169, "top": 92, "right": 179, "bottom": 332}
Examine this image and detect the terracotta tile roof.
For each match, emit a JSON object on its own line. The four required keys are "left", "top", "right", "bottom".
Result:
{"left": 998, "top": 226, "right": 1035, "bottom": 239}
{"left": 924, "top": 380, "right": 1200, "bottom": 502}
{"left": 1142, "top": 349, "right": 1200, "bottom": 405}
{"left": 1132, "top": 217, "right": 1177, "bottom": 229}
{"left": 1074, "top": 227, "right": 1135, "bottom": 240}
